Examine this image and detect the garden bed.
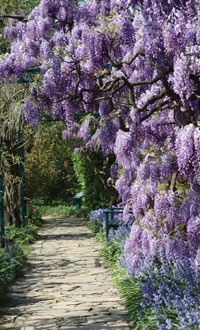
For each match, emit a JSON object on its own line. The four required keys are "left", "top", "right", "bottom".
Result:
{"left": 87, "top": 209, "right": 200, "bottom": 330}
{"left": 0, "top": 207, "right": 42, "bottom": 301}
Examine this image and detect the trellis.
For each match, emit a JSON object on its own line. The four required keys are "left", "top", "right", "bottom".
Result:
{"left": 0, "top": 67, "right": 41, "bottom": 248}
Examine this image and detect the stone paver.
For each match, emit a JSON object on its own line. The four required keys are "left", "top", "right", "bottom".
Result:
{"left": 0, "top": 217, "right": 131, "bottom": 329}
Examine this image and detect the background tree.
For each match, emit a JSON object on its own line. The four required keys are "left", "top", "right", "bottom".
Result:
{"left": 0, "top": 84, "right": 29, "bottom": 227}
{"left": 72, "top": 151, "right": 118, "bottom": 210}
{"left": 25, "top": 122, "right": 78, "bottom": 204}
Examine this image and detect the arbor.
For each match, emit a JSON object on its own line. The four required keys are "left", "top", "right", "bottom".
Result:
{"left": 0, "top": 0, "right": 40, "bottom": 230}
{"left": 0, "top": 0, "right": 200, "bottom": 326}
{"left": 0, "top": 84, "right": 27, "bottom": 227}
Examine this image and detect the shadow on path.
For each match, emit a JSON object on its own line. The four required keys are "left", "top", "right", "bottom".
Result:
{"left": 0, "top": 217, "right": 131, "bottom": 330}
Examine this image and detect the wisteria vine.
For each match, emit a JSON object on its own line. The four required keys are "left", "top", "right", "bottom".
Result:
{"left": 0, "top": 0, "right": 200, "bottom": 327}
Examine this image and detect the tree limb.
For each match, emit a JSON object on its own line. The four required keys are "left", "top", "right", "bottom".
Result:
{"left": 170, "top": 171, "right": 177, "bottom": 191}
{"left": 140, "top": 100, "right": 169, "bottom": 122}
{"left": 137, "top": 89, "right": 167, "bottom": 113}
{"left": 0, "top": 15, "right": 27, "bottom": 22}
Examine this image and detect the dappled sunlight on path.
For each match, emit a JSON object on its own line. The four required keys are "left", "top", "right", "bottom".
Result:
{"left": 0, "top": 217, "right": 130, "bottom": 329}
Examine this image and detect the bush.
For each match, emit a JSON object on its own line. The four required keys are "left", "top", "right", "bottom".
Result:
{"left": 0, "top": 243, "right": 25, "bottom": 298}
{"left": 0, "top": 204, "right": 42, "bottom": 300}
{"left": 30, "top": 200, "right": 89, "bottom": 218}
{"left": 88, "top": 209, "right": 200, "bottom": 330}
{"left": 72, "top": 151, "right": 118, "bottom": 210}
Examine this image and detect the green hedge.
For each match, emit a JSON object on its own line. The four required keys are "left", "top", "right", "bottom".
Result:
{"left": 72, "top": 151, "right": 118, "bottom": 210}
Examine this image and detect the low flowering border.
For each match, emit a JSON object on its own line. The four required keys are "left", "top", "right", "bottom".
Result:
{"left": 88, "top": 208, "right": 200, "bottom": 330}
{"left": 0, "top": 243, "right": 25, "bottom": 299}
{"left": 0, "top": 207, "right": 42, "bottom": 300}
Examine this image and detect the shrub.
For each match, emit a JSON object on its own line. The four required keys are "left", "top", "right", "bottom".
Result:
{"left": 88, "top": 208, "right": 200, "bottom": 330}
{"left": 72, "top": 151, "right": 118, "bottom": 210}
{"left": 0, "top": 203, "right": 42, "bottom": 300}
{"left": 0, "top": 243, "right": 25, "bottom": 298}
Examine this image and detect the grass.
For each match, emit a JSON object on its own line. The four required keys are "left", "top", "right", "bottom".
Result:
{"left": 6, "top": 224, "right": 39, "bottom": 246}
{"left": 90, "top": 229, "right": 158, "bottom": 330}
{"left": 30, "top": 200, "right": 88, "bottom": 217}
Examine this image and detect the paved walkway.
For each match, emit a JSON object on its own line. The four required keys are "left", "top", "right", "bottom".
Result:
{"left": 0, "top": 217, "right": 131, "bottom": 330}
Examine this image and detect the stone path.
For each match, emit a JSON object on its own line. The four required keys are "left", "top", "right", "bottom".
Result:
{"left": 0, "top": 217, "right": 131, "bottom": 330}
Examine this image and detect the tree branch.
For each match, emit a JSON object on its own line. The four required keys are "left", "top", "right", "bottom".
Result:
{"left": 137, "top": 89, "right": 167, "bottom": 113}
{"left": 107, "top": 49, "right": 144, "bottom": 69}
{"left": 170, "top": 171, "right": 177, "bottom": 191}
{"left": 0, "top": 15, "right": 27, "bottom": 22}
{"left": 140, "top": 100, "right": 169, "bottom": 123}
{"left": 157, "top": 66, "right": 177, "bottom": 100}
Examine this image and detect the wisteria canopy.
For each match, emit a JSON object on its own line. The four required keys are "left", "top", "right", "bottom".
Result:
{"left": 1, "top": 0, "right": 200, "bottom": 289}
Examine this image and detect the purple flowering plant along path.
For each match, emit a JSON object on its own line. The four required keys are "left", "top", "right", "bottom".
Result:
{"left": 89, "top": 208, "right": 200, "bottom": 329}
{"left": 0, "top": 0, "right": 200, "bottom": 329}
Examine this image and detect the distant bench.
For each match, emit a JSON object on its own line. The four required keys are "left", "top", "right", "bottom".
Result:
{"left": 103, "top": 207, "right": 133, "bottom": 239}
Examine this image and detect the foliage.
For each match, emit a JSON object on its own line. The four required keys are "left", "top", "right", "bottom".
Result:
{"left": 88, "top": 209, "right": 200, "bottom": 329}
{"left": 72, "top": 151, "right": 118, "bottom": 210}
{"left": 86, "top": 219, "right": 102, "bottom": 234}
{"left": 0, "top": 205, "right": 41, "bottom": 299}
{"left": 27, "top": 201, "right": 43, "bottom": 226}
{"left": 30, "top": 199, "right": 89, "bottom": 218}
{"left": 99, "top": 235, "right": 121, "bottom": 266}
{"left": 88, "top": 217, "right": 157, "bottom": 330}
{"left": 0, "top": 243, "right": 25, "bottom": 298}
{"left": 0, "top": 0, "right": 40, "bottom": 53}
{"left": 0, "top": 83, "right": 29, "bottom": 227}
{"left": 5, "top": 224, "right": 39, "bottom": 245}
{"left": 25, "top": 122, "right": 78, "bottom": 203}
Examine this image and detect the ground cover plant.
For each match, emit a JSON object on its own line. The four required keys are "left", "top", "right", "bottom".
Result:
{"left": 30, "top": 199, "right": 89, "bottom": 218}
{"left": 88, "top": 209, "right": 200, "bottom": 329}
{"left": 0, "top": 206, "right": 42, "bottom": 300}
{"left": 0, "top": 0, "right": 199, "bottom": 328}
{"left": 88, "top": 212, "right": 158, "bottom": 330}
{"left": 0, "top": 243, "right": 25, "bottom": 299}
